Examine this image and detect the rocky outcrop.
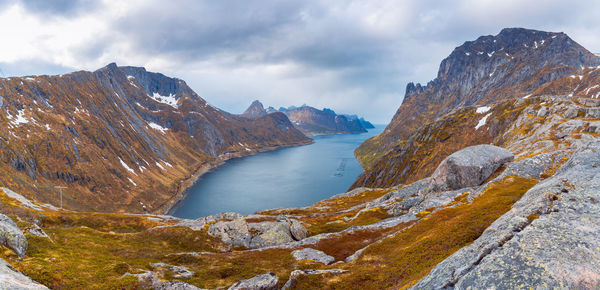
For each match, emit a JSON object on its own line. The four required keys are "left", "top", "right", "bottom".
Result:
{"left": 24, "top": 224, "right": 49, "bottom": 239}
{"left": 122, "top": 271, "right": 201, "bottom": 290}
{"left": 291, "top": 248, "right": 335, "bottom": 265}
{"left": 282, "top": 269, "right": 347, "bottom": 289}
{"left": 430, "top": 144, "right": 514, "bottom": 191}
{"left": 0, "top": 258, "right": 47, "bottom": 289}
{"left": 414, "top": 141, "right": 600, "bottom": 288}
{"left": 289, "top": 219, "right": 308, "bottom": 240}
{"left": 207, "top": 216, "right": 308, "bottom": 249}
{"left": 228, "top": 272, "right": 278, "bottom": 290}
{"left": 149, "top": 263, "right": 194, "bottom": 279}
{"left": 0, "top": 214, "right": 27, "bottom": 258}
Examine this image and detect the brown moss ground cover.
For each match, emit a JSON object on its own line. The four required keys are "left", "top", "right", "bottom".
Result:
{"left": 1, "top": 215, "right": 302, "bottom": 289}
{"left": 305, "top": 207, "right": 392, "bottom": 236}
{"left": 0, "top": 190, "right": 302, "bottom": 289}
{"left": 261, "top": 189, "right": 394, "bottom": 236}
{"left": 312, "top": 222, "right": 413, "bottom": 262}
{"left": 291, "top": 175, "right": 538, "bottom": 289}
{"left": 0, "top": 174, "right": 537, "bottom": 289}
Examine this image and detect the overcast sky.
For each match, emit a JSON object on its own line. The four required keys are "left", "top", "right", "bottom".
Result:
{"left": 1, "top": 0, "right": 599, "bottom": 123}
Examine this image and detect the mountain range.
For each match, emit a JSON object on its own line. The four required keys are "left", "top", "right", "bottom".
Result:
{"left": 242, "top": 100, "right": 372, "bottom": 135}
{"left": 1, "top": 28, "right": 600, "bottom": 288}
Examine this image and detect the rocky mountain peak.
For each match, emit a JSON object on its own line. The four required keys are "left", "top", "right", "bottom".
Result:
{"left": 404, "top": 28, "right": 598, "bottom": 100}
{"left": 241, "top": 100, "right": 267, "bottom": 118}
{"left": 434, "top": 27, "right": 597, "bottom": 95}
{"left": 95, "top": 62, "right": 119, "bottom": 73}
{"left": 369, "top": 28, "right": 600, "bottom": 158}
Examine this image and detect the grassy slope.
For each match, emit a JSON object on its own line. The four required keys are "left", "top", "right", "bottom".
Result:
{"left": 0, "top": 173, "right": 536, "bottom": 289}
{"left": 290, "top": 176, "right": 538, "bottom": 289}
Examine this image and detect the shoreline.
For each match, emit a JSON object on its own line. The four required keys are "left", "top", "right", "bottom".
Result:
{"left": 159, "top": 139, "right": 314, "bottom": 216}
{"left": 302, "top": 130, "right": 367, "bottom": 137}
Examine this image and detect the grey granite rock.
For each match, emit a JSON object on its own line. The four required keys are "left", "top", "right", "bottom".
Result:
{"left": 289, "top": 219, "right": 307, "bottom": 241}
{"left": 208, "top": 218, "right": 251, "bottom": 248}
{"left": 430, "top": 144, "right": 514, "bottom": 191}
{"left": 171, "top": 266, "right": 194, "bottom": 279}
{"left": 413, "top": 141, "right": 600, "bottom": 289}
{"left": 228, "top": 272, "right": 278, "bottom": 290}
{"left": 156, "top": 281, "right": 202, "bottom": 290}
{"left": 0, "top": 257, "right": 47, "bottom": 289}
{"left": 563, "top": 107, "right": 579, "bottom": 119}
{"left": 291, "top": 248, "right": 335, "bottom": 265}
{"left": 123, "top": 271, "right": 201, "bottom": 289}
{"left": 25, "top": 224, "right": 49, "bottom": 238}
{"left": 0, "top": 214, "right": 27, "bottom": 258}
{"left": 149, "top": 263, "right": 194, "bottom": 279}
{"left": 281, "top": 269, "right": 347, "bottom": 289}
{"left": 248, "top": 222, "right": 295, "bottom": 248}
{"left": 208, "top": 216, "right": 307, "bottom": 249}
{"left": 585, "top": 107, "right": 600, "bottom": 118}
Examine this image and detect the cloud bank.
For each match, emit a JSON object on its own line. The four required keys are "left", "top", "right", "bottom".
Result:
{"left": 0, "top": 0, "right": 599, "bottom": 123}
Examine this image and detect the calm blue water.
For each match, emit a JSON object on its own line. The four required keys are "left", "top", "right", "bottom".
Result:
{"left": 171, "top": 126, "right": 384, "bottom": 219}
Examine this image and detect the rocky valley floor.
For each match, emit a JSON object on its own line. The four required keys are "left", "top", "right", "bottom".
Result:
{"left": 0, "top": 94, "right": 599, "bottom": 289}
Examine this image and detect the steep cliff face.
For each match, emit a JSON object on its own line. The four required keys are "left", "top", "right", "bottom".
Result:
{"left": 354, "top": 28, "right": 600, "bottom": 187}
{"left": 356, "top": 28, "right": 600, "bottom": 169}
{"left": 242, "top": 101, "right": 370, "bottom": 135}
{"left": 0, "top": 64, "right": 310, "bottom": 213}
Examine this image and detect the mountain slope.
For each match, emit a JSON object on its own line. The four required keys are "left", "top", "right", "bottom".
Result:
{"left": 353, "top": 28, "right": 600, "bottom": 187}
{"left": 0, "top": 64, "right": 311, "bottom": 213}
{"left": 3, "top": 93, "right": 600, "bottom": 289}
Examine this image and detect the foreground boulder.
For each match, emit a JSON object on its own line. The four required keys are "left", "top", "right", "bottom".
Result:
{"left": 208, "top": 216, "right": 307, "bottom": 249}
{"left": 0, "top": 257, "right": 47, "bottom": 289}
{"left": 414, "top": 141, "right": 600, "bottom": 288}
{"left": 430, "top": 144, "right": 514, "bottom": 191}
{"left": 291, "top": 248, "right": 335, "bottom": 265}
{"left": 122, "top": 271, "right": 200, "bottom": 290}
{"left": 282, "top": 269, "right": 347, "bottom": 290}
{"left": 228, "top": 272, "right": 278, "bottom": 290}
{"left": 0, "top": 214, "right": 27, "bottom": 258}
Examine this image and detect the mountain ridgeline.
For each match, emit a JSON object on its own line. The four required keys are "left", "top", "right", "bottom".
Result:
{"left": 0, "top": 64, "right": 311, "bottom": 213}
{"left": 353, "top": 27, "right": 600, "bottom": 188}
{"left": 242, "top": 100, "right": 371, "bottom": 135}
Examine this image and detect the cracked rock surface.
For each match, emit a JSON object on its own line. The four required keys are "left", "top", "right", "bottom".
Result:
{"left": 413, "top": 141, "right": 600, "bottom": 289}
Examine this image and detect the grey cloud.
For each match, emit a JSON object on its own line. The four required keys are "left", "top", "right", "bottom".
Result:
{"left": 3, "top": 0, "right": 600, "bottom": 123}
{"left": 0, "top": 60, "right": 73, "bottom": 77}
{"left": 17, "top": 0, "right": 98, "bottom": 16}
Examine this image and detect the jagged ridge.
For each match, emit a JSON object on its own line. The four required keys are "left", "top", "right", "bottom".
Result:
{"left": 242, "top": 100, "right": 370, "bottom": 135}
{"left": 0, "top": 64, "right": 311, "bottom": 213}
{"left": 353, "top": 27, "right": 600, "bottom": 188}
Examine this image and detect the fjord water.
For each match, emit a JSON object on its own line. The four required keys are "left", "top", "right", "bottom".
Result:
{"left": 172, "top": 126, "right": 384, "bottom": 219}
